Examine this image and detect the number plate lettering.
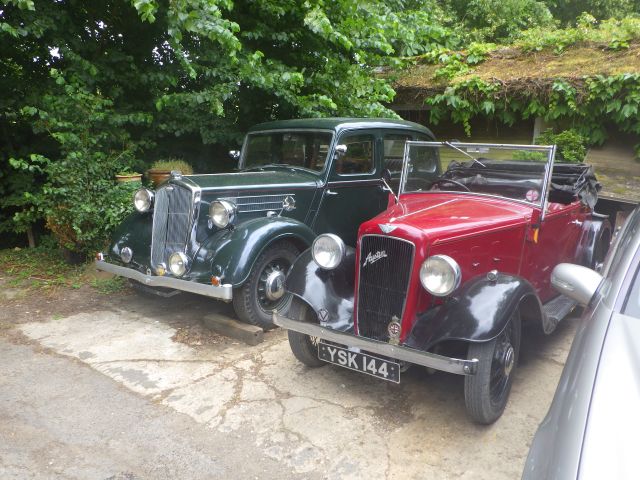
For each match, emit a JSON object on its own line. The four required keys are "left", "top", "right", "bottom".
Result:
{"left": 317, "top": 341, "right": 400, "bottom": 383}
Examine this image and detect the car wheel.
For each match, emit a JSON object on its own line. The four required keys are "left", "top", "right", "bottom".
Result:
{"left": 286, "top": 298, "right": 325, "bottom": 367}
{"left": 464, "top": 308, "right": 521, "bottom": 424}
{"left": 232, "top": 240, "right": 299, "bottom": 329}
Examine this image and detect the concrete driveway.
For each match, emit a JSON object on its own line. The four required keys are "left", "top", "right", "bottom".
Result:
{"left": 1, "top": 282, "right": 578, "bottom": 479}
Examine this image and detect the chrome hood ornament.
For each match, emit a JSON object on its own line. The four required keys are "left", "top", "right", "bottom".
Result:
{"left": 379, "top": 223, "right": 397, "bottom": 234}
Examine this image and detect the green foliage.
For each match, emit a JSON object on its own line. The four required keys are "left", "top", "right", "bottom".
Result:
{"left": 543, "top": 0, "right": 640, "bottom": 25}
{"left": 516, "top": 15, "right": 640, "bottom": 52}
{"left": 537, "top": 128, "right": 587, "bottom": 162}
{"left": 426, "top": 73, "right": 640, "bottom": 152}
{"left": 0, "top": 0, "right": 455, "bottom": 249}
{"left": 447, "top": 0, "right": 555, "bottom": 42}
{"left": 8, "top": 71, "right": 145, "bottom": 254}
{"left": 150, "top": 158, "right": 194, "bottom": 174}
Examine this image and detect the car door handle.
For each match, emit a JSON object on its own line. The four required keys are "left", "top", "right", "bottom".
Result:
{"left": 325, "top": 190, "right": 338, "bottom": 196}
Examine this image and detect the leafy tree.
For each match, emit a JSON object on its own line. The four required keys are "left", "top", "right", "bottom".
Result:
{"left": 0, "top": 0, "right": 455, "bottom": 252}
{"left": 542, "top": 0, "right": 640, "bottom": 25}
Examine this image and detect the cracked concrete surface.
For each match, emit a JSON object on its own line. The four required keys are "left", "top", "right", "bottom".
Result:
{"left": 16, "top": 294, "right": 579, "bottom": 480}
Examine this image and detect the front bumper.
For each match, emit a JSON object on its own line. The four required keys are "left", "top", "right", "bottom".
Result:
{"left": 95, "top": 259, "right": 233, "bottom": 301}
{"left": 273, "top": 312, "right": 478, "bottom": 376}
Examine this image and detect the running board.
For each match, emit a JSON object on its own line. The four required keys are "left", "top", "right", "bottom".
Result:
{"left": 542, "top": 295, "right": 578, "bottom": 334}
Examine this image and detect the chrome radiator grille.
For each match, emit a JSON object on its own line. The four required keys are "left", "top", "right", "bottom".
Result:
{"left": 357, "top": 235, "right": 414, "bottom": 341}
{"left": 219, "top": 194, "right": 293, "bottom": 213}
{"left": 151, "top": 185, "right": 194, "bottom": 269}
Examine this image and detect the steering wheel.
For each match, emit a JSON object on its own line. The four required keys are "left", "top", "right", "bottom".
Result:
{"left": 430, "top": 178, "right": 471, "bottom": 192}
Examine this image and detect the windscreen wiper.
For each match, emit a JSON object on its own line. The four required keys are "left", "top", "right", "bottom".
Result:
{"left": 444, "top": 142, "right": 486, "bottom": 168}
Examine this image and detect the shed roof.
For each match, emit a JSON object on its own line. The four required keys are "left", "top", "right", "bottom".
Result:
{"left": 392, "top": 43, "right": 640, "bottom": 106}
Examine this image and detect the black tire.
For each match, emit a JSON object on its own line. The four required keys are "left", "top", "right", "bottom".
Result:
{"left": 232, "top": 240, "right": 299, "bottom": 329}
{"left": 286, "top": 298, "right": 325, "bottom": 367}
{"left": 464, "top": 308, "right": 521, "bottom": 424}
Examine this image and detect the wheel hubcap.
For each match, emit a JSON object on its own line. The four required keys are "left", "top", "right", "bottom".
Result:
{"left": 264, "top": 270, "right": 286, "bottom": 301}
{"left": 502, "top": 344, "right": 515, "bottom": 377}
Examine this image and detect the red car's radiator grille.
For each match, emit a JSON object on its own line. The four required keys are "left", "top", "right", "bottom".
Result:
{"left": 151, "top": 184, "right": 194, "bottom": 270}
{"left": 357, "top": 235, "right": 414, "bottom": 341}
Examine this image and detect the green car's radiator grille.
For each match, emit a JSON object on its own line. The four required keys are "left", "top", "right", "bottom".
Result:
{"left": 151, "top": 184, "right": 193, "bottom": 269}
{"left": 356, "top": 235, "right": 414, "bottom": 342}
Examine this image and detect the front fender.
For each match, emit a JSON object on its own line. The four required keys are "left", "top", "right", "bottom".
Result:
{"left": 195, "top": 217, "right": 316, "bottom": 286}
{"left": 107, "top": 212, "right": 153, "bottom": 264}
{"left": 405, "top": 273, "right": 540, "bottom": 350}
{"left": 285, "top": 248, "right": 356, "bottom": 332}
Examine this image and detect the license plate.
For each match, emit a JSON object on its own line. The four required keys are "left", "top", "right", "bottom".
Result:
{"left": 317, "top": 341, "right": 400, "bottom": 383}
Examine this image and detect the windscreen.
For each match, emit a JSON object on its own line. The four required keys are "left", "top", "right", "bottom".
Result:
{"left": 242, "top": 131, "right": 332, "bottom": 172}
{"left": 401, "top": 142, "right": 554, "bottom": 207}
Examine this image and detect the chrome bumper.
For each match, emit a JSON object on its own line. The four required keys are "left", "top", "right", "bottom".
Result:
{"left": 273, "top": 312, "right": 478, "bottom": 376}
{"left": 95, "top": 260, "right": 233, "bottom": 301}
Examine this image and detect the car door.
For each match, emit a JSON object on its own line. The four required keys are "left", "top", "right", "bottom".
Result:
{"left": 312, "top": 129, "right": 388, "bottom": 246}
{"left": 523, "top": 202, "right": 585, "bottom": 301}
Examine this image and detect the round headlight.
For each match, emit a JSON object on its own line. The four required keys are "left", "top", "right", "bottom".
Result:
{"left": 209, "top": 200, "right": 236, "bottom": 228}
{"left": 169, "top": 252, "right": 189, "bottom": 277}
{"left": 134, "top": 188, "right": 154, "bottom": 213}
{"left": 419, "top": 255, "right": 461, "bottom": 297}
{"left": 312, "top": 234, "right": 345, "bottom": 270}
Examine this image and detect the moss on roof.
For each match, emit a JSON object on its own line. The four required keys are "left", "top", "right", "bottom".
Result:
{"left": 393, "top": 42, "right": 640, "bottom": 105}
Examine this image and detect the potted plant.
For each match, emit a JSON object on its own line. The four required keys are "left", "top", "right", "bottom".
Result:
{"left": 115, "top": 171, "right": 143, "bottom": 183}
{"left": 147, "top": 158, "right": 194, "bottom": 187}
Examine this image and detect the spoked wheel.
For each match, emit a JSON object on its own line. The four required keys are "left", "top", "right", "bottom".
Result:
{"left": 233, "top": 241, "right": 299, "bottom": 329}
{"left": 464, "top": 308, "right": 521, "bottom": 424}
{"left": 286, "top": 297, "right": 325, "bottom": 367}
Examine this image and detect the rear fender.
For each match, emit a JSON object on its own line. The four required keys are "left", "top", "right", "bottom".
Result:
{"left": 284, "top": 248, "right": 356, "bottom": 332}
{"left": 575, "top": 216, "right": 612, "bottom": 268}
{"left": 405, "top": 273, "right": 541, "bottom": 350}
{"left": 194, "top": 217, "right": 316, "bottom": 286}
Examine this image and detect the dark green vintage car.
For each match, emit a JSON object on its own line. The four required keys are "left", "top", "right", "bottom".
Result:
{"left": 95, "top": 118, "right": 434, "bottom": 327}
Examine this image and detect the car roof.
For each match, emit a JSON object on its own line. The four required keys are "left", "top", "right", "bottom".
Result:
{"left": 248, "top": 117, "right": 434, "bottom": 137}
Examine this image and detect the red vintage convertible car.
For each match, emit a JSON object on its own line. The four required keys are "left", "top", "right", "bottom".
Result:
{"left": 274, "top": 141, "right": 610, "bottom": 424}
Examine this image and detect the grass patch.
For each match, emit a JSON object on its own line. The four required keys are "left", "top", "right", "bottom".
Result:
{"left": 91, "top": 276, "right": 127, "bottom": 295}
{"left": 0, "top": 246, "right": 86, "bottom": 292}
{"left": 0, "top": 243, "right": 129, "bottom": 295}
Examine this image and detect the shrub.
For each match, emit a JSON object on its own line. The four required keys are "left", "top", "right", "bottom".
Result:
{"left": 10, "top": 70, "right": 150, "bottom": 256}
{"left": 537, "top": 128, "right": 587, "bottom": 163}
{"left": 149, "top": 158, "right": 194, "bottom": 174}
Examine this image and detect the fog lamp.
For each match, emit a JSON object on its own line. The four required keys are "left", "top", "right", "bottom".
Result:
{"left": 120, "top": 247, "right": 133, "bottom": 264}
{"left": 169, "top": 252, "right": 189, "bottom": 277}
{"left": 155, "top": 263, "right": 167, "bottom": 276}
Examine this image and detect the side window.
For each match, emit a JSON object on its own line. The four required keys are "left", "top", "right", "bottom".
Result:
{"left": 335, "top": 134, "right": 375, "bottom": 175}
{"left": 383, "top": 134, "right": 411, "bottom": 174}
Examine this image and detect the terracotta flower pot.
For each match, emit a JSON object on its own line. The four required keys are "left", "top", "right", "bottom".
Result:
{"left": 146, "top": 169, "right": 172, "bottom": 187}
{"left": 115, "top": 173, "right": 143, "bottom": 183}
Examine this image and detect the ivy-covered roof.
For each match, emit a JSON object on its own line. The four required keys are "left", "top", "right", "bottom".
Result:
{"left": 393, "top": 43, "right": 640, "bottom": 106}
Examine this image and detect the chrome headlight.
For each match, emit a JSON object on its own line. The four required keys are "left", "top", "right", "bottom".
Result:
{"left": 169, "top": 252, "right": 189, "bottom": 277}
{"left": 133, "top": 188, "right": 154, "bottom": 213}
{"left": 209, "top": 200, "right": 236, "bottom": 228}
{"left": 419, "top": 255, "right": 461, "bottom": 296}
{"left": 312, "top": 234, "right": 345, "bottom": 270}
